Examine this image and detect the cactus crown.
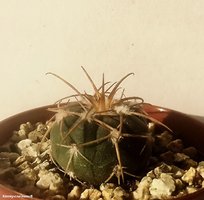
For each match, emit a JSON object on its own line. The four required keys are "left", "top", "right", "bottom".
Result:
{"left": 47, "top": 67, "right": 142, "bottom": 112}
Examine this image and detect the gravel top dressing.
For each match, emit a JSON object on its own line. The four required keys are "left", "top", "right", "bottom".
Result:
{"left": 1, "top": 121, "right": 204, "bottom": 200}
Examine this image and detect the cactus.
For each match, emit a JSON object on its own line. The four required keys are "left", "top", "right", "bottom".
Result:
{"left": 45, "top": 67, "right": 168, "bottom": 186}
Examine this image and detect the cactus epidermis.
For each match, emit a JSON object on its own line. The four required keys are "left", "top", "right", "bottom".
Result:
{"left": 45, "top": 67, "right": 167, "bottom": 186}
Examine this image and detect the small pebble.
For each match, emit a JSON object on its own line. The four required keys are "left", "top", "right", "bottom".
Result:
{"left": 36, "top": 170, "right": 63, "bottom": 191}
{"left": 167, "top": 139, "right": 184, "bottom": 152}
{"left": 132, "top": 177, "right": 152, "bottom": 200}
{"left": 183, "top": 147, "right": 198, "bottom": 158}
{"left": 197, "top": 161, "right": 204, "bottom": 178}
{"left": 17, "top": 139, "right": 32, "bottom": 150}
{"left": 149, "top": 173, "right": 176, "bottom": 199}
{"left": 156, "top": 131, "right": 173, "bottom": 147}
{"left": 80, "top": 188, "right": 101, "bottom": 200}
{"left": 182, "top": 167, "right": 197, "bottom": 185}
{"left": 186, "top": 186, "right": 198, "bottom": 194}
{"left": 160, "top": 151, "right": 174, "bottom": 164}
{"left": 153, "top": 163, "right": 172, "bottom": 177}
{"left": 67, "top": 186, "right": 81, "bottom": 200}
{"left": 174, "top": 153, "right": 190, "bottom": 162}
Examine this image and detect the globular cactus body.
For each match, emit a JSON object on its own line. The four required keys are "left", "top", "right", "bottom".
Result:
{"left": 47, "top": 68, "right": 164, "bottom": 185}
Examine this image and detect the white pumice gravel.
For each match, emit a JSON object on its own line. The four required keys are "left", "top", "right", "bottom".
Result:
{"left": 132, "top": 177, "right": 152, "bottom": 200}
{"left": 149, "top": 173, "right": 176, "bottom": 199}
{"left": 80, "top": 188, "right": 102, "bottom": 200}
{"left": 100, "top": 183, "right": 129, "bottom": 200}
{"left": 67, "top": 186, "right": 81, "bottom": 200}
{"left": 0, "top": 121, "right": 204, "bottom": 200}
{"left": 36, "top": 170, "right": 63, "bottom": 191}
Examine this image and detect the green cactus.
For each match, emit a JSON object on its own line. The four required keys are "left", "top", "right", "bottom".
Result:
{"left": 45, "top": 67, "right": 168, "bottom": 186}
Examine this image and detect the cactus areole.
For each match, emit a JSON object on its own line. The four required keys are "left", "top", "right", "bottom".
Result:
{"left": 46, "top": 67, "right": 167, "bottom": 186}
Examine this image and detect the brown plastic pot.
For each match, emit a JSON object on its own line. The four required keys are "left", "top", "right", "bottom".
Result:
{"left": 0, "top": 104, "right": 204, "bottom": 200}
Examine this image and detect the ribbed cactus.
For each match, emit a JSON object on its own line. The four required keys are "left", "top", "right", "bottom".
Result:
{"left": 46, "top": 67, "right": 167, "bottom": 186}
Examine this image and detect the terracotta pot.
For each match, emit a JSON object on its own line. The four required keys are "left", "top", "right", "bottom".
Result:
{"left": 0, "top": 104, "right": 204, "bottom": 200}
